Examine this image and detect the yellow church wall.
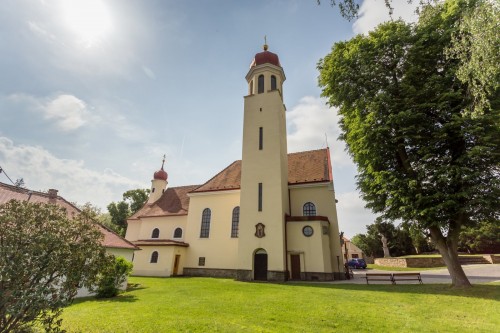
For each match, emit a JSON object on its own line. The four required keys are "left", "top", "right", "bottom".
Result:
{"left": 286, "top": 220, "right": 331, "bottom": 273}
{"left": 132, "top": 246, "right": 187, "bottom": 277}
{"left": 289, "top": 183, "right": 344, "bottom": 273}
{"left": 136, "top": 215, "right": 188, "bottom": 241}
{"left": 184, "top": 190, "right": 240, "bottom": 270}
{"left": 125, "top": 220, "right": 141, "bottom": 241}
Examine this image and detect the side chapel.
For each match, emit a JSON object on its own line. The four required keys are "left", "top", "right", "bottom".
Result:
{"left": 125, "top": 44, "right": 344, "bottom": 281}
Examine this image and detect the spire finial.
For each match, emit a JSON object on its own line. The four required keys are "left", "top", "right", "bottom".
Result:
{"left": 161, "top": 154, "right": 166, "bottom": 170}
{"left": 263, "top": 35, "right": 268, "bottom": 51}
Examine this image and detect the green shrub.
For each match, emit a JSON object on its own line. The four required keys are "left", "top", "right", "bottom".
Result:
{"left": 96, "top": 256, "right": 133, "bottom": 298}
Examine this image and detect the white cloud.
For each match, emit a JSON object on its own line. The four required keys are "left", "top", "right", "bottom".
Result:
{"left": 353, "top": 0, "right": 419, "bottom": 34}
{"left": 44, "top": 94, "right": 90, "bottom": 131}
{"left": 0, "top": 136, "right": 146, "bottom": 209}
{"left": 336, "top": 191, "right": 377, "bottom": 237}
{"left": 7, "top": 93, "right": 93, "bottom": 132}
{"left": 287, "top": 96, "right": 353, "bottom": 168}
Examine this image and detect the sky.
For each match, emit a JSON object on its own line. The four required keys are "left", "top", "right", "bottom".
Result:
{"left": 0, "top": 0, "right": 419, "bottom": 237}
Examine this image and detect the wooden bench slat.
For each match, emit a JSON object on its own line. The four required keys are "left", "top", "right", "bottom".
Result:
{"left": 365, "top": 272, "right": 423, "bottom": 284}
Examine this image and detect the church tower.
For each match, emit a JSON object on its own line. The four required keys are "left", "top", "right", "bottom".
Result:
{"left": 147, "top": 156, "right": 168, "bottom": 204}
{"left": 237, "top": 43, "right": 289, "bottom": 281}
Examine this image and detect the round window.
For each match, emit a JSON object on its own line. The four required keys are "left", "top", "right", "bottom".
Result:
{"left": 302, "top": 226, "right": 313, "bottom": 237}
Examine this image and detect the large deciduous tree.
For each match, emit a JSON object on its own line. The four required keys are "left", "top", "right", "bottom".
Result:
{"left": 0, "top": 200, "right": 109, "bottom": 333}
{"left": 107, "top": 188, "right": 149, "bottom": 235}
{"left": 318, "top": 0, "right": 500, "bottom": 287}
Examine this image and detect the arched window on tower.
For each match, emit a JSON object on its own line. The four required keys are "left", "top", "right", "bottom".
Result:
{"left": 173, "top": 227, "right": 183, "bottom": 238}
{"left": 258, "top": 74, "right": 264, "bottom": 94}
{"left": 231, "top": 206, "right": 240, "bottom": 238}
{"left": 150, "top": 251, "right": 159, "bottom": 263}
{"left": 271, "top": 75, "right": 277, "bottom": 91}
{"left": 200, "top": 208, "right": 211, "bottom": 238}
{"left": 151, "top": 228, "right": 160, "bottom": 238}
{"left": 303, "top": 202, "right": 316, "bottom": 216}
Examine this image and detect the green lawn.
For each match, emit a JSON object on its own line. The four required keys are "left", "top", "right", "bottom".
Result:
{"left": 60, "top": 277, "right": 500, "bottom": 333}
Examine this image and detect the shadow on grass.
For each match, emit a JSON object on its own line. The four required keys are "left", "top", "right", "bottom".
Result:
{"left": 126, "top": 283, "right": 147, "bottom": 292}
{"left": 70, "top": 293, "right": 140, "bottom": 305}
{"left": 281, "top": 281, "right": 500, "bottom": 301}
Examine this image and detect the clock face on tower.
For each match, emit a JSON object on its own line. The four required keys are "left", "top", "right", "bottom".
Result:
{"left": 302, "top": 226, "right": 313, "bottom": 237}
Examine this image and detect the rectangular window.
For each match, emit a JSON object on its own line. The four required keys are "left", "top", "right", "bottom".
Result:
{"left": 259, "top": 127, "right": 263, "bottom": 150}
{"left": 198, "top": 257, "right": 206, "bottom": 266}
{"left": 258, "top": 183, "right": 262, "bottom": 212}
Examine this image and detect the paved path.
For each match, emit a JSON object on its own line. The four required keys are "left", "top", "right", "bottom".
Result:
{"left": 337, "top": 264, "right": 500, "bottom": 284}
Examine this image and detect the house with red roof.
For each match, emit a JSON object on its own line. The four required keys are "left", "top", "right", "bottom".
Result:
{"left": 0, "top": 181, "right": 138, "bottom": 296}
{"left": 125, "top": 44, "right": 344, "bottom": 281}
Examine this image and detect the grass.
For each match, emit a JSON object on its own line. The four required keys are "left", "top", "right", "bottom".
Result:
{"left": 61, "top": 277, "right": 500, "bottom": 333}
{"left": 366, "top": 264, "right": 446, "bottom": 271}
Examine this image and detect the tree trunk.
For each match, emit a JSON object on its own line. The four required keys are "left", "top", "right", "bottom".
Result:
{"left": 429, "top": 226, "right": 472, "bottom": 288}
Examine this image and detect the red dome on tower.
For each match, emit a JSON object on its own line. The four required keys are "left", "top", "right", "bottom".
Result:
{"left": 250, "top": 44, "right": 281, "bottom": 68}
{"left": 153, "top": 168, "right": 168, "bottom": 181}
{"left": 153, "top": 155, "right": 168, "bottom": 181}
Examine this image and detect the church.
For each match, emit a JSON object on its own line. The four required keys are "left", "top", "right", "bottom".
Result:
{"left": 125, "top": 44, "right": 344, "bottom": 281}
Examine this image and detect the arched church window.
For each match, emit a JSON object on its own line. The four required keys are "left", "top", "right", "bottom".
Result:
{"left": 303, "top": 202, "right": 316, "bottom": 216}
{"left": 271, "top": 75, "right": 277, "bottom": 90}
{"left": 231, "top": 206, "right": 240, "bottom": 238}
{"left": 200, "top": 208, "right": 211, "bottom": 238}
{"left": 258, "top": 74, "right": 264, "bottom": 94}
{"left": 151, "top": 228, "right": 160, "bottom": 238}
{"left": 150, "top": 251, "right": 159, "bottom": 263}
{"left": 173, "top": 227, "right": 183, "bottom": 238}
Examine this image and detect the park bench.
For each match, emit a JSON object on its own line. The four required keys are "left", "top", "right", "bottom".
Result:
{"left": 392, "top": 272, "right": 423, "bottom": 284}
{"left": 365, "top": 273, "right": 395, "bottom": 284}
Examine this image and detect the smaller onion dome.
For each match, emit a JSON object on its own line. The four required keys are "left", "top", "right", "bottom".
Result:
{"left": 153, "top": 168, "right": 168, "bottom": 181}
{"left": 250, "top": 43, "right": 281, "bottom": 68}
{"left": 153, "top": 155, "right": 168, "bottom": 180}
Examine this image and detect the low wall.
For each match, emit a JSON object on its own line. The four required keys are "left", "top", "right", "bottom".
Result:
{"left": 484, "top": 255, "right": 500, "bottom": 264}
{"left": 375, "top": 255, "right": 499, "bottom": 267}
{"left": 375, "top": 257, "right": 444, "bottom": 268}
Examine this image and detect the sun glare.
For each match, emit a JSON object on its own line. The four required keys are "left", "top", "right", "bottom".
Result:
{"left": 62, "top": 0, "right": 112, "bottom": 47}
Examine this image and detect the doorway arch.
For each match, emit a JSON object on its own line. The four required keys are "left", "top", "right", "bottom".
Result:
{"left": 254, "top": 249, "right": 268, "bottom": 281}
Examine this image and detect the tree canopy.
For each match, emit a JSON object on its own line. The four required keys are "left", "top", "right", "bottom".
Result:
{"left": 107, "top": 188, "right": 149, "bottom": 235}
{"left": 0, "top": 200, "right": 109, "bottom": 333}
{"left": 318, "top": 0, "right": 500, "bottom": 287}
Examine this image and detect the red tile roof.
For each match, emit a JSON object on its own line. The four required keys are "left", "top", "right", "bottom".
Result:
{"left": 192, "top": 148, "right": 332, "bottom": 193}
{"left": 131, "top": 148, "right": 332, "bottom": 218}
{"left": 133, "top": 239, "right": 189, "bottom": 247}
{"left": 129, "top": 185, "right": 200, "bottom": 219}
{"left": 191, "top": 161, "right": 241, "bottom": 193}
{"left": 287, "top": 148, "right": 333, "bottom": 185}
{"left": 0, "top": 182, "right": 137, "bottom": 250}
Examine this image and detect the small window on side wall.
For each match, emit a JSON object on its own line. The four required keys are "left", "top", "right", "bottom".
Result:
{"left": 231, "top": 206, "right": 240, "bottom": 238}
{"left": 303, "top": 202, "right": 316, "bottom": 216}
{"left": 173, "top": 227, "right": 183, "bottom": 238}
{"left": 151, "top": 228, "right": 160, "bottom": 238}
{"left": 200, "top": 208, "right": 211, "bottom": 238}
{"left": 198, "top": 257, "right": 206, "bottom": 266}
{"left": 150, "top": 251, "right": 159, "bottom": 263}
